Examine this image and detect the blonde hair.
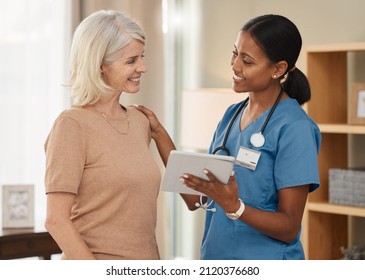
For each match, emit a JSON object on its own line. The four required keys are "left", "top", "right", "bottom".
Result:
{"left": 69, "top": 10, "right": 145, "bottom": 106}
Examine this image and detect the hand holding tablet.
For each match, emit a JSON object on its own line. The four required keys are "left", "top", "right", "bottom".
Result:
{"left": 161, "top": 151, "right": 235, "bottom": 195}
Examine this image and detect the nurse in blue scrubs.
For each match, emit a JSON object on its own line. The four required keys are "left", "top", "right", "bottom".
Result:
{"left": 136, "top": 14, "right": 321, "bottom": 260}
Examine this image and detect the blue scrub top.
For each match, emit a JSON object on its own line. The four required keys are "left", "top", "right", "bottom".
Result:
{"left": 201, "top": 98, "right": 321, "bottom": 260}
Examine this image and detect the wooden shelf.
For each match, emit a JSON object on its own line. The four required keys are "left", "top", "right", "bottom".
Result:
{"left": 306, "top": 42, "right": 365, "bottom": 52}
{"left": 307, "top": 202, "right": 365, "bottom": 218}
{"left": 303, "top": 42, "right": 365, "bottom": 260}
{"left": 318, "top": 124, "right": 365, "bottom": 134}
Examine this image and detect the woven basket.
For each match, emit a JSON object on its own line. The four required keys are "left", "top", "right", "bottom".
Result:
{"left": 329, "top": 168, "right": 365, "bottom": 208}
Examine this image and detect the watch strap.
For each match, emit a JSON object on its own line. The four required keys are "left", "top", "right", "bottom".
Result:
{"left": 226, "top": 199, "right": 245, "bottom": 220}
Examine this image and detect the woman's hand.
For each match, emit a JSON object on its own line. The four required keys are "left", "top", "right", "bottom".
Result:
{"left": 180, "top": 169, "right": 241, "bottom": 213}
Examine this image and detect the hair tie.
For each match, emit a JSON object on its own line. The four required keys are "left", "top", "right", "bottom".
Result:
{"left": 289, "top": 65, "right": 296, "bottom": 72}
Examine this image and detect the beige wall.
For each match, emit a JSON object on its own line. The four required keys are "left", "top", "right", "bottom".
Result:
{"left": 183, "top": 0, "right": 365, "bottom": 88}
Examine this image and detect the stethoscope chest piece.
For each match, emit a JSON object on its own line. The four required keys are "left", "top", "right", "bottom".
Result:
{"left": 250, "top": 132, "right": 265, "bottom": 148}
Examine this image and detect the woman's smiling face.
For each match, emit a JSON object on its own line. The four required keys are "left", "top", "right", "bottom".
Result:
{"left": 101, "top": 39, "right": 147, "bottom": 94}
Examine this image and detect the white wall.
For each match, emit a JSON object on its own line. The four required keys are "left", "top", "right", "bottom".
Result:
{"left": 0, "top": 0, "right": 73, "bottom": 230}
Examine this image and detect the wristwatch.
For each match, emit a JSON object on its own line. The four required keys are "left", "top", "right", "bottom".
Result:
{"left": 226, "top": 199, "right": 245, "bottom": 220}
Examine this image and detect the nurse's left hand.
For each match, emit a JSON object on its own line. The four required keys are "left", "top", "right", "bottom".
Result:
{"left": 181, "top": 169, "right": 241, "bottom": 213}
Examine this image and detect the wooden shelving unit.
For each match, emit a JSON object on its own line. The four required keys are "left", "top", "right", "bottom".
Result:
{"left": 303, "top": 42, "right": 365, "bottom": 259}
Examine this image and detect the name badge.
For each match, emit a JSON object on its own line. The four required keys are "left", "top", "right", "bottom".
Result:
{"left": 235, "top": 146, "right": 261, "bottom": 170}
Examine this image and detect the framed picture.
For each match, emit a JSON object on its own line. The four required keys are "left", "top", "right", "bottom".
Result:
{"left": 2, "top": 184, "right": 34, "bottom": 228}
{"left": 348, "top": 83, "right": 365, "bottom": 125}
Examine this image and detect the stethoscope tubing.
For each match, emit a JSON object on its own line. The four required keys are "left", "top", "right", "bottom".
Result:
{"left": 259, "top": 87, "right": 284, "bottom": 135}
{"left": 212, "top": 97, "right": 248, "bottom": 156}
{"left": 213, "top": 87, "right": 284, "bottom": 154}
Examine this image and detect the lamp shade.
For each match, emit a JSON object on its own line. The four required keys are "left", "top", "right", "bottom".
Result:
{"left": 180, "top": 88, "right": 248, "bottom": 151}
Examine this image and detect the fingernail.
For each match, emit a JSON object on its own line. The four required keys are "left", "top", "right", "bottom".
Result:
{"left": 133, "top": 104, "right": 139, "bottom": 107}
{"left": 203, "top": 169, "right": 208, "bottom": 174}
{"left": 182, "top": 174, "right": 189, "bottom": 179}
{"left": 231, "top": 170, "right": 235, "bottom": 176}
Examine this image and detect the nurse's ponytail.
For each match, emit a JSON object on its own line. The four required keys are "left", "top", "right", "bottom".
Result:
{"left": 282, "top": 67, "right": 311, "bottom": 105}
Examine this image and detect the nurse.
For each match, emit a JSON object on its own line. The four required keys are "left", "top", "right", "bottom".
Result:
{"left": 136, "top": 14, "right": 321, "bottom": 260}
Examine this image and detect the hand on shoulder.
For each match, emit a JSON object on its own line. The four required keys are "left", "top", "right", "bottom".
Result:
{"left": 132, "top": 104, "right": 162, "bottom": 133}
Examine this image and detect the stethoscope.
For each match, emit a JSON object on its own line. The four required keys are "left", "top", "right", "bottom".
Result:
{"left": 212, "top": 87, "right": 284, "bottom": 155}
{"left": 196, "top": 87, "right": 284, "bottom": 212}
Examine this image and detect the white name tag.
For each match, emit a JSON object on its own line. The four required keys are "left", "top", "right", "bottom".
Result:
{"left": 235, "top": 146, "right": 261, "bottom": 170}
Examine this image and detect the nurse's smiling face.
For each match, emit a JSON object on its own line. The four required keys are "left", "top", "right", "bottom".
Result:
{"left": 231, "top": 31, "right": 277, "bottom": 94}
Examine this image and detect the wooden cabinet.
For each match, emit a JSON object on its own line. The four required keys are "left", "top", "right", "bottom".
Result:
{"left": 0, "top": 228, "right": 61, "bottom": 260}
{"left": 302, "top": 42, "right": 365, "bottom": 259}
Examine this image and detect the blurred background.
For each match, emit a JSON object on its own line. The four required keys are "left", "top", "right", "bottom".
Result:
{"left": 1, "top": 0, "right": 365, "bottom": 260}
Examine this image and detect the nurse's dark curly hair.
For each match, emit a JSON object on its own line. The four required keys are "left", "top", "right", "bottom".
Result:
{"left": 242, "top": 14, "right": 310, "bottom": 105}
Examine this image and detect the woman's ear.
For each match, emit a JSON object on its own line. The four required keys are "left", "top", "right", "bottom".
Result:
{"left": 273, "top": 61, "right": 288, "bottom": 79}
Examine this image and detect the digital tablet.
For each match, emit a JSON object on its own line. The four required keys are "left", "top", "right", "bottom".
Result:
{"left": 161, "top": 150, "right": 236, "bottom": 195}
